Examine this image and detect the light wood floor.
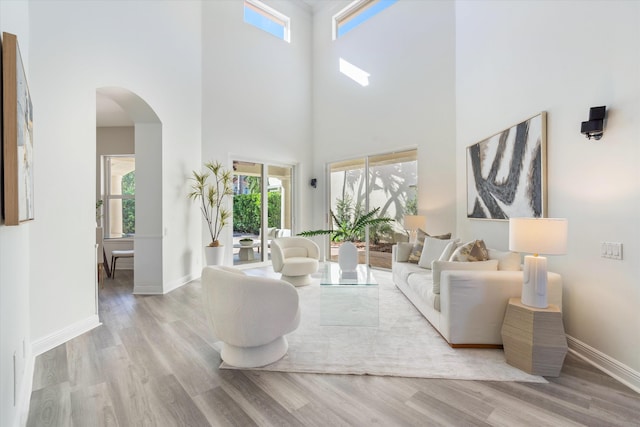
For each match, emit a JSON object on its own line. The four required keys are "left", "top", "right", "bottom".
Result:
{"left": 27, "top": 269, "right": 640, "bottom": 426}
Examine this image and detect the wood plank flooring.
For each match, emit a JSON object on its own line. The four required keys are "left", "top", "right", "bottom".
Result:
{"left": 27, "top": 269, "right": 640, "bottom": 426}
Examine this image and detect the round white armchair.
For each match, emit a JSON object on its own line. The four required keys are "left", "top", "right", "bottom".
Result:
{"left": 271, "top": 237, "right": 320, "bottom": 287}
{"left": 201, "top": 266, "right": 300, "bottom": 368}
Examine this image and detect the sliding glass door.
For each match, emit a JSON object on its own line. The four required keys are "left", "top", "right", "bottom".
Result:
{"left": 232, "top": 160, "right": 294, "bottom": 265}
{"left": 328, "top": 149, "right": 417, "bottom": 268}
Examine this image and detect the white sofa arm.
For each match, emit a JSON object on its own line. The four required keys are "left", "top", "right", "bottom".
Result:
{"left": 392, "top": 242, "right": 413, "bottom": 263}
{"left": 439, "top": 270, "right": 562, "bottom": 346}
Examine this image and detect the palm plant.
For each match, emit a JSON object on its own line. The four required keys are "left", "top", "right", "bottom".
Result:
{"left": 299, "top": 203, "right": 395, "bottom": 242}
{"left": 188, "top": 161, "right": 233, "bottom": 247}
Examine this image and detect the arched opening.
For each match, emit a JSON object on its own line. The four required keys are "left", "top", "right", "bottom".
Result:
{"left": 96, "top": 87, "right": 163, "bottom": 294}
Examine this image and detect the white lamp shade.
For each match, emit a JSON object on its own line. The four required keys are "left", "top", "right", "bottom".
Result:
{"left": 509, "top": 218, "right": 568, "bottom": 255}
{"left": 404, "top": 215, "right": 425, "bottom": 231}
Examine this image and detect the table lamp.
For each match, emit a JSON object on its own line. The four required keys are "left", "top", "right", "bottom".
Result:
{"left": 404, "top": 215, "right": 426, "bottom": 243}
{"left": 509, "top": 218, "right": 568, "bottom": 308}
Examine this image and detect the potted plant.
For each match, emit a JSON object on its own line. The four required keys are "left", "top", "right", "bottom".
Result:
{"left": 239, "top": 237, "right": 254, "bottom": 247}
{"left": 299, "top": 205, "right": 394, "bottom": 242}
{"left": 188, "top": 161, "right": 233, "bottom": 265}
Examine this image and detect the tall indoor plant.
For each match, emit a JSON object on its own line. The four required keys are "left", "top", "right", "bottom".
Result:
{"left": 188, "top": 161, "right": 233, "bottom": 265}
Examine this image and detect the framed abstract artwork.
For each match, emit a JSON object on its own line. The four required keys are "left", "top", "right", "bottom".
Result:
{"left": 467, "top": 112, "right": 546, "bottom": 220}
{"left": 2, "top": 32, "right": 34, "bottom": 225}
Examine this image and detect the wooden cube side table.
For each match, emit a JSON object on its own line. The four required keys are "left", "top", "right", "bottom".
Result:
{"left": 501, "top": 298, "right": 568, "bottom": 377}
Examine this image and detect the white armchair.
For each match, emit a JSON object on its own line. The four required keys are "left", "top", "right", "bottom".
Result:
{"left": 201, "top": 266, "right": 300, "bottom": 368}
{"left": 271, "top": 237, "right": 320, "bottom": 287}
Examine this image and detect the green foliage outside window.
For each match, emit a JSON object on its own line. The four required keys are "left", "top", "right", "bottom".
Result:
{"left": 233, "top": 192, "right": 282, "bottom": 234}
{"left": 122, "top": 171, "right": 135, "bottom": 235}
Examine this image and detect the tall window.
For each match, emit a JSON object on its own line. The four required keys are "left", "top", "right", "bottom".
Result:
{"left": 244, "top": 0, "right": 291, "bottom": 42}
{"left": 333, "top": 0, "right": 397, "bottom": 40}
{"left": 328, "top": 149, "right": 417, "bottom": 268}
{"left": 103, "top": 156, "right": 135, "bottom": 238}
{"left": 232, "top": 160, "right": 294, "bottom": 265}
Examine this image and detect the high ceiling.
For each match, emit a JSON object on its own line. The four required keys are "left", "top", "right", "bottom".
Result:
{"left": 96, "top": 0, "right": 339, "bottom": 127}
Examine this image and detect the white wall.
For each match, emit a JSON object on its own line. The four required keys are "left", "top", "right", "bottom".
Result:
{"left": 456, "top": 0, "right": 640, "bottom": 380}
{"left": 201, "top": 0, "right": 313, "bottom": 262}
{"left": 312, "top": 0, "right": 457, "bottom": 238}
{"left": 0, "top": 2, "right": 32, "bottom": 425}
{"left": 27, "top": 0, "right": 202, "bottom": 345}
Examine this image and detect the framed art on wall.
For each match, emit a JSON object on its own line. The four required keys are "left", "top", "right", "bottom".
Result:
{"left": 466, "top": 112, "right": 546, "bottom": 220}
{"left": 2, "top": 32, "right": 34, "bottom": 225}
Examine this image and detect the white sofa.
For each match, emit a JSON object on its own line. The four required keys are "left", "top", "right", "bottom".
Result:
{"left": 392, "top": 242, "right": 562, "bottom": 348}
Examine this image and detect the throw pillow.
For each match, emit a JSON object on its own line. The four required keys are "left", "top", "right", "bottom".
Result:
{"left": 431, "top": 259, "right": 499, "bottom": 294}
{"left": 418, "top": 237, "right": 456, "bottom": 269}
{"left": 449, "top": 239, "right": 489, "bottom": 262}
{"left": 488, "top": 248, "right": 521, "bottom": 271}
{"left": 438, "top": 240, "right": 460, "bottom": 261}
{"left": 408, "top": 229, "right": 427, "bottom": 263}
{"left": 408, "top": 229, "right": 453, "bottom": 263}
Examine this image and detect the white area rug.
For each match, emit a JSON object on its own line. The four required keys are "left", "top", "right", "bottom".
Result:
{"left": 218, "top": 268, "right": 546, "bottom": 383}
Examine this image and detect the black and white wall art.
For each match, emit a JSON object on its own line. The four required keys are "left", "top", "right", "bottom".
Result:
{"left": 467, "top": 112, "right": 546, "bottom": 220}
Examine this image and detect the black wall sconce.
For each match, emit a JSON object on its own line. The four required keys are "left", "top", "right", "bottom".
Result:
{"left": 310, "top": 178, "right": 317, "bottom": 188}
{"left": 581, "top": 106, "right": 606, "bottom": 140}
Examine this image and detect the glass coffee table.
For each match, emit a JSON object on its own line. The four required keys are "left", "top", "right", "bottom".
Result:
{"left": 319, "top": 263, "right": 379, "bottom": 327}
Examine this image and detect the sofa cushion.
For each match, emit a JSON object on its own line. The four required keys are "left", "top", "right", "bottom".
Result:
{"left": 488, "top": 248, "right": 521, "bottom": 271}
{"left": 449, "top": 239, "right": 489, "bottom": 262}
{"left": 394, "top": 260, "right": 428, "bottom": 283}
{"left": 438, "top": 240, "right": 460, "bottom": 261}
{"left": 431, "top": 259, "right": 499, "bottom": 294}
{"left": 418, "top": 237, "right": 458, "bottom": 269}
{"left": 408, "top": 229, "right": 452, "bottom": 263}
{"left": 394, "top": 242, "right": 413, "bottom": 262}
{"left": 407, "top": 272, "right": 437, "bottom": 308}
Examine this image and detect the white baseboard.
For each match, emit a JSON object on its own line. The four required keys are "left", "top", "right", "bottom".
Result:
{"left": 133, "top": 273, "right": 200, "bottom": 295}
{"left": 132, "top": 283, "right": 163, "bottom": 295}
{"left": 24, "top": 315, "right": 101, "bottom": 426}
{"left": 31, "top": 315, "right": 101, "bottom": 356}
{"left": 164, "top": 272, "right": 199, "bottom": 294}
{"left": 16, "top": 353, "right": 34, "bottom": 427}
{"left": 567, "top": 334, "right": 640, "bottom": 394}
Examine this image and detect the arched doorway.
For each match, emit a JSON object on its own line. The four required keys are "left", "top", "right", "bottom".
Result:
{"left": 96, "top": 87, "right": 163, "bottom": 294}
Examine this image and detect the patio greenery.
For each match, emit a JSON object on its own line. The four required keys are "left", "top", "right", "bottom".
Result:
{"left": 298, "top": 201, "right": 394, "bottom": 243}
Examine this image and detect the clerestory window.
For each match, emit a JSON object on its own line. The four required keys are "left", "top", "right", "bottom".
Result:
{"left": 243, "top": 0, "right": 291, "bottom": 42}
{"left": 333, "top": 0, "right": 397, "bottom": 40}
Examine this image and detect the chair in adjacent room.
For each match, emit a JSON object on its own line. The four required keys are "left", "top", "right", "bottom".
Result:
{"left": 271, "top": 236, "right": 320, "bottom": 287}
{"left": 111, "top": 249, "right": 134, "bottom": 279}
{"left": 201, "top": 265, "right": 300, "bottom": 368}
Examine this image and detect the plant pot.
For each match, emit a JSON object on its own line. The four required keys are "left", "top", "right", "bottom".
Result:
{"left": 204, "top": 246, "right": 224, "bottom": 265}
{"left": 240, "top": 240, "right": 254, "bottom": 247}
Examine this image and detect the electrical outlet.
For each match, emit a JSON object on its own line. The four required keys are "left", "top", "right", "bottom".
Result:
{"left": 601, "top": 242, "right": 623, "bottom": 260}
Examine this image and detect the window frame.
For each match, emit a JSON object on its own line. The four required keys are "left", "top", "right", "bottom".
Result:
{"left": 332, "top": 0, "right": 397, "bottom": 40}
{"left": 244, "top": 0, "right": 291, "bottom": 43}
{"left": 103, "top": 155, "right": 136, "bottom": 239}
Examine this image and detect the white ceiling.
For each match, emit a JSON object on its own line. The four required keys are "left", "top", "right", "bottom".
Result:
{"left": 96, "top": 87, "right": 160, "bottom": 127}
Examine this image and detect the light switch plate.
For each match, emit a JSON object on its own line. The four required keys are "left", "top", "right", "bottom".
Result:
{"left": 601, "top": 242, "right": 623, "bottom": 260}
